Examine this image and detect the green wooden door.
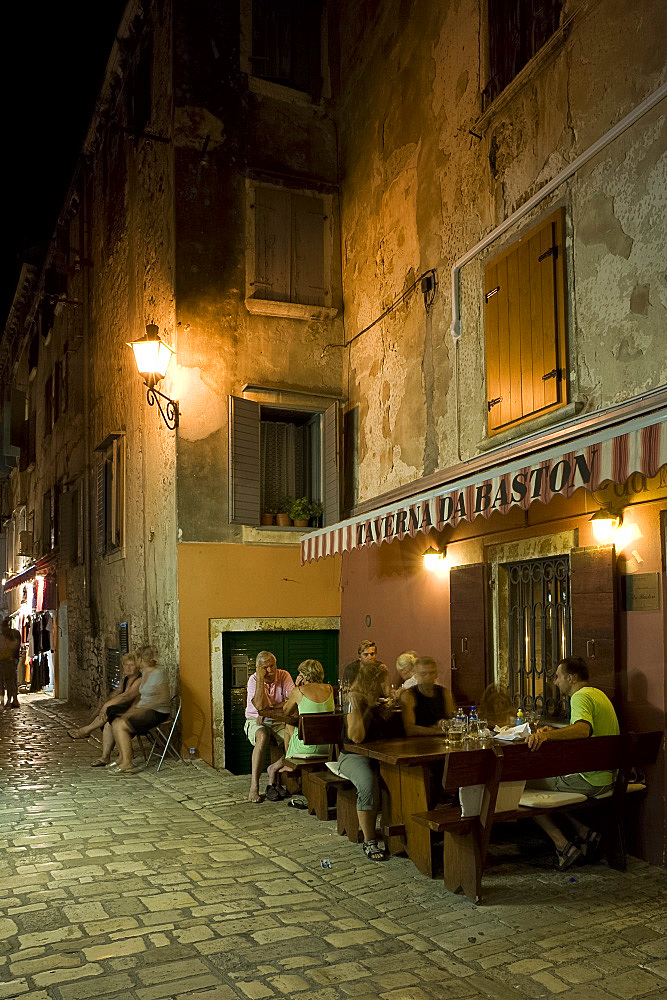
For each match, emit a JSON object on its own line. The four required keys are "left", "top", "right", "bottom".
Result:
{"left": 223, "top": 629, "right": 338, "bottom": 775}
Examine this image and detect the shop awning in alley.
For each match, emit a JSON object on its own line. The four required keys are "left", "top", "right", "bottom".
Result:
{"left": 3, "top": 554, "right": 57, "bottom": 592}
{"left": 301, "top": 405, "right": 667, "bottom": 564}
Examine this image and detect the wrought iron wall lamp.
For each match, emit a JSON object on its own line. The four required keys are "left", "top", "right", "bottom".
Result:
{"left": 127, "top": 325, "right": 179, "bottom": 429}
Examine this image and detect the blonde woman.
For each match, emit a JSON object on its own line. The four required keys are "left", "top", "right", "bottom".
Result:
{"left": 68, "top": 651, "right": 142, "bottom": 748}
{"left": 395, "top": 650, "right": 418, "bottom": 689}
{"left": 110, "top": 646, "right": 171, "bottom": 775}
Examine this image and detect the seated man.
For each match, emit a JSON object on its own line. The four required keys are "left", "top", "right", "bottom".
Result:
{"left": 400, "top": 656, "right": 454, "bottom": 736}
{"left": 526, "top": 655, "right": 620, "bottom": 870}
{"left": 340, "top": 640, "right": 389, "bottom": 700}
{"left": 0, "top": 617, "right": 21, "bottom": 709}
{"left": 244, "top": 651, "right": 294, "bottom": 803}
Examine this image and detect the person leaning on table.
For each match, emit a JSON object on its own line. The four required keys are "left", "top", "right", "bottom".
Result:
{"left": 336, "top": 660, "right": 404, "bottom": 862}
{"left": 525, "top": 655, "right": 620, "bottom": 871}
{"left": 400, "top": 656, "right": 455, "bottom": 736}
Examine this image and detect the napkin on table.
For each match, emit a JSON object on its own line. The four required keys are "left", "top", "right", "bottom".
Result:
{"left": 493, "top": 722, "right": 531, "bottom": 741}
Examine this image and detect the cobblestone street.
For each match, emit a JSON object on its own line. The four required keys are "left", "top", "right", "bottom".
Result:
{"left": 1, "top": 698, "right": 666, "bottom": 1000}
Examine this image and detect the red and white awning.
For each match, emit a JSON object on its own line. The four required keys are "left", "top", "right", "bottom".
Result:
{"left": 301, "top": 409, "right": 667, "bottom": 563}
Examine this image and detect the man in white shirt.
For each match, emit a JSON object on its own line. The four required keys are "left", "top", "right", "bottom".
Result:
{"left": 245, "top": 651, "right": 294, "bottom": 803}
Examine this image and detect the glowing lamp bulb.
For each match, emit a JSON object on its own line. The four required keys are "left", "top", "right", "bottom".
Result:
{"left": 128, "top": 325, "right": 175, "bottom": 385}
{"left": 423, "top": 546, "right": 445, "bottom": 571}
{"left": 590, "top": 510, "right": 621, "bottom": 543}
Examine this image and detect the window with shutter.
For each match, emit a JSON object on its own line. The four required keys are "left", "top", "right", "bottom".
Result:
{"left": 485, "top": 209, "right": 567, "bottom": 434}
{"left": 251, "top": 0, "right": 322, "bottom": 96}
{"left": 95, "top": 435, "right": 125, "bottom": 557}
{"left": 229, "top": 394, "right": 340, "bottom": 527}
{"left": 44, "top": 376, "right": 53, "bottom": 435}
{"left": 484, "top": 0, "right": 561, "bottom": 108}
{"left": 246, "top": 182, "right": 335, "bottom": 319}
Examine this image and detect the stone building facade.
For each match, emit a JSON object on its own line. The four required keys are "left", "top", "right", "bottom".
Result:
{"left": 1, "top": 0, "right": 665, "bottom": 859}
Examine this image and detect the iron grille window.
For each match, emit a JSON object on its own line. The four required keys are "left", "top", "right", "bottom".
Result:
{"left": 484, "top": 0, "right": 562, "bottom": 109}
{"left": 507, "top": 555, "right": 570, "bottom": 718}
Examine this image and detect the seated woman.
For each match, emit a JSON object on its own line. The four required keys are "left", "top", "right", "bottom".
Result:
{"left": 395, "top": 650, "right": 418, "bottom": 689}
{"left": 336, "top": 660, "right": 405, "bottom": 862}
{"left": 110, "top": 646, "right": 171, "bottom": 775}
{"left": 68, "top": 652, "right": 142, "bottom": 760}
{"left": 400, "top": 656, "right": 454, "bottom": 736}
{"left": 265, "top": 659, "right": 335, "bottom": 798}
{"left": 479, "top": 683, "right": 514, "bottom": 729}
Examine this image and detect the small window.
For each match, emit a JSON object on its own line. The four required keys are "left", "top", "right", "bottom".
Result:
{"left": 229, "top": 395, "right": 339, "bottom": 527}
{"left": 484, "top": 0, "right": 561, "bottom": 107}
{"left": 246, "top": 182, "right": 335, "bottom": 319}
{"left": 250, "top": 0, "right": 322, "bottom": 95}
{"left": 59, "top": 486, "right": 83, "bottom": 566}
{"left": 484, "top": 209, "right": 567, "bottom": 434}
{"left": 42, "top": 487, "right": 57, "bottom": 553}
{"left": 96, "top": 436, "right": 125, "bottom": 556}
{"left": 44, "top": 375, "right": 53, "bottom": 435}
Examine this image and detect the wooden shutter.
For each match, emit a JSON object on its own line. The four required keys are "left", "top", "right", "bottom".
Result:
{"left": 59, "top": 491, "right": 72, "bottom": 565}
{"left": 292, "top": 194, "right": 325, "bottom": 306}
{"left": 322, "top": 402, "right": 339, "bottom": 527}
{"left": 570, "top": 546, "right": 617, "bottom": 701}
{"left": 449, "top": 563, "right": 488, "bottom": 705}
{"left": 254, "top": 186, "right": 290, "bottom": 302}
{"left": 229, "top": 396, "right": 261, "bottom": 525}
{"left": 290, "top": 0, "right": 322, "bottom": 95}
{"left": 96, "top": 456, "right": 106, "bottom": 555}
{"left": 485, "top": 209, "right": 565, "bottom": 433}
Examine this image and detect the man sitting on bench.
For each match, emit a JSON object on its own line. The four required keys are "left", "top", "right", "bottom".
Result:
{"left": 526, "top": 656, "right": 620, "bottom": 870}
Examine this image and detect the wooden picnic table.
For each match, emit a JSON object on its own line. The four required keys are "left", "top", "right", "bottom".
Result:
{"left": 343, "top": 735, "right": 497, "bottom": 877}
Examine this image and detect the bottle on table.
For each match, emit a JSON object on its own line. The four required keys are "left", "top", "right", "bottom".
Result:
{"left": 516, "top": 707, "right": 525, "bottom": 727}
{"left": 467, "top": 705, "right": 479, "bottom": 739}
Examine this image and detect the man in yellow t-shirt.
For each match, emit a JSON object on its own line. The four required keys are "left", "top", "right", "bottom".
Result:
{"left": 525, "top": 656, "right": 620, "bottom": 870}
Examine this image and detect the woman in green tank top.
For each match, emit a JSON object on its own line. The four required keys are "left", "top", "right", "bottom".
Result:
{"left": 271, "top": 658, "right": 335, "bottom": 774}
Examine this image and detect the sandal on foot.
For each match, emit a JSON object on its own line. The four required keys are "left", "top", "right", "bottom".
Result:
{"left": 68, "top": 729, "right": 88, "bottom": 740}
{"left": 556, "top": 841, "right": 581, "bottom": 871}
{"left": 265, "top": 784, "right": 282, "bottom": 801}
{"left": 576, "top": 829, "right": 601, "bottom": 862}
{"left": 362, "top": 840, "right": 386, "bottom": 862}
{"left": 90, "top": 759, "right": 108, "bottom": 767}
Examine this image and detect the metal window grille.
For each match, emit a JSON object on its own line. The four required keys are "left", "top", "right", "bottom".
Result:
{"left": 506, "top": 555, "right": 570, "bottom": 718}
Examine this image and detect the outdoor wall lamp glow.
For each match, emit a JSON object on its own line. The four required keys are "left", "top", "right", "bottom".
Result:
{"left": 127, "top": 324, "right": 179, "bottom": 429}
{"left": 422, "top": 546, "right": 446, "bottom": 571}
{"left": 590, "top": 508, "right": 623, "bottom": 543}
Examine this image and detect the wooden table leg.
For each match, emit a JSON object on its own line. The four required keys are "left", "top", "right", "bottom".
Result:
{"left": 378, "top": 762, "right": 407, "bottom": 856}
{"left": 399, "top": 763, "right": 436, "bottom": 878}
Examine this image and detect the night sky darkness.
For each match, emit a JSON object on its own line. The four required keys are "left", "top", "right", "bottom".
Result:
{"left": 3, "top": 2, "right": 127, "bottom": 325}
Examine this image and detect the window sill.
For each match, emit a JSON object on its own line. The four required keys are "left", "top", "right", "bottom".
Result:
{"left": 242, "top": 525, "right": 305, "bottom": 546}
{"left": 247, "top": 75, "right": 323, "bottom": 107}
{"left": 104, "top": 547, "right": 125, "bottom": 564}
{"left": 245, "top": 297, "right": 338, "bottom": 321}
{"left": 478, "top": 400, "right": 585, "bottom": 452}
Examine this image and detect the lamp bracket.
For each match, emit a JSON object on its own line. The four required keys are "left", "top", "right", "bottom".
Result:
{"left": 145, "top": 384, "right": 179, "bottom": 430}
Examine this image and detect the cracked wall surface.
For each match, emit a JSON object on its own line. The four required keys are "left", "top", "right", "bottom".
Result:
{"left": 337, "top": 0, "right": 667, "bottom": 507}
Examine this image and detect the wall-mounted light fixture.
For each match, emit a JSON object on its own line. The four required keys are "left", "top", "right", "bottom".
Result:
{"left": 589, "top": 507, "right": 623, "bottom": 543}
{"left": 422, "top": 545, "right": 446, "bottom": 571}
{"left": 127, "top": 324, "right": 179, "bottom": 429}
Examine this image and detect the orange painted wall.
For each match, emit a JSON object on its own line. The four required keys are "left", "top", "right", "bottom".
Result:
{"left": 177, "top": 542, "right": 341, "bottom": 765}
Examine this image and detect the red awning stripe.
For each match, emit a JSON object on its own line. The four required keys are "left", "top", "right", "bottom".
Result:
{"left": 301, "top": 412, "right": 667, "bottom": 564}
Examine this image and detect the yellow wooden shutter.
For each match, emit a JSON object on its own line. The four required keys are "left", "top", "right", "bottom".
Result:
{"left": 485, "top": 209, "right": 566, "bottom": 433}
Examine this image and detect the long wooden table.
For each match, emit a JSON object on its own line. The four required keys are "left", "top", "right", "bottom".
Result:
{"left": 342, "top": 735, "right": 488, "bottom": 876}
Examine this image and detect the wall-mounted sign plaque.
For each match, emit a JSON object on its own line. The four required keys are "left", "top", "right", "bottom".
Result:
{"left": 622, "top": 572, "right": 661, "bottom": 612}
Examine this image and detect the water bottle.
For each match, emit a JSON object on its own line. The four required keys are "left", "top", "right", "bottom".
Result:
{"left": 456, "top": 707, "right": 467, "bottom": 733}
{"left": 516, "top": 708, "right": 525, "bottom": 727}
{"left": 468, "top": 705, "right": 479, "bottom": 740}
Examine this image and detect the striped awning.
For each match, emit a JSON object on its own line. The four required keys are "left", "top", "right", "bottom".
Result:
{"left": 301, "top": 409, "right": 667, "bottom": 564}
{"left": 3, "top": 554, "right": 56, "bottom": 592}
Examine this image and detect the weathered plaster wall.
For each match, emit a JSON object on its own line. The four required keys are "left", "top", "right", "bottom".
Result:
{"left": 177, "top": 542, "right": 341, "bottom": 765}
{"left": 86, "top": 0, "right": 179, "bottom": 692}
{"left": 337, "top": 0, "right": 667, "bottom": 506}
{"left": 172, "top": 0, "right": 344, "bottom": 542}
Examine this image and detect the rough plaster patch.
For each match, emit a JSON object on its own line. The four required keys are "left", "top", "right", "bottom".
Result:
{"left": 577, "top": 192, "right": 633, "bottom": 259}
{"left": 615, "top": 337, "right": 644, "bottom": 362}
{"left": 630, "top": 284, "right": 650, "bottom": 314}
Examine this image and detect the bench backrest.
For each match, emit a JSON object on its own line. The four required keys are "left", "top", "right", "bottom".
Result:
{"left": 298, "top": 712, "right": 345, "bottom": 745}
{"left": 443, "top": 731, "right": 662, "bottom": 790}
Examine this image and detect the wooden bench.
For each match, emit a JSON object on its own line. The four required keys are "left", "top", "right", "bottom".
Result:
{"left": 412, "top": 731, "right": 662, "bottom": 903}
{"left": 281, "top": 712, "right": 346, "bottom": 809}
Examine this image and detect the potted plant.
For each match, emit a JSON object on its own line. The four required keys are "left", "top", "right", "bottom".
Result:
{"left": 260, "top": 510, "right": 275, "bottom": 526}
{"left": 276, "top": 497, "right": 294, "bottom": 527}
{"left": 288, "top": 497, "right": 323, "bottom": 527}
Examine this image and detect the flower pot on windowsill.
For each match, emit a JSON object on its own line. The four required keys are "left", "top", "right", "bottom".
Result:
{"left": 260, "top": 513, "right": 275, "bottom": 526}
{"left": 293, "top": 519, "right": 309, "bottom": 528}
{"left": 276, "top": 513, "right": 293, "bottom": 527}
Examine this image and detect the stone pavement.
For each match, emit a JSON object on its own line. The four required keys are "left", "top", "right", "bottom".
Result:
{"left": 1, "top": 698, "right": 666, "bottom": 1000}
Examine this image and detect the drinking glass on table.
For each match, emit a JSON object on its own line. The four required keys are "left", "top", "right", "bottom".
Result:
{"left": 448, "top": 718, "right": 465, "bottom": 746}
{"left": 477, "top": 717, "right": 489, "bottom": 742}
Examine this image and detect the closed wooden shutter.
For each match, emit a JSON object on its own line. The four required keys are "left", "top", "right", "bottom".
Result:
{"left": 570, "top": 546, "right": 617, "bottom": 700}
{"left": 449, "top": 563, "right": 488, "bottom": 705}
{"left": 229, "top": 396, "right": 261, "bottom": 525}
{"left": 485, "top": 209, "right": 566, "bottom": 433}
{"left": 59, "top": 491, "right": 73, "bottom": 565}
{"left": 96, "top": 456, "right": 105, "bottom": 555}
{"left": 254, "top": 186, "right": 290, "bottom": 302}
{"left": 322, "top": 402, "right": 339, "bottom": 527}
{"left": 292, "top": 194, "right": 325, "bottom": 306}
